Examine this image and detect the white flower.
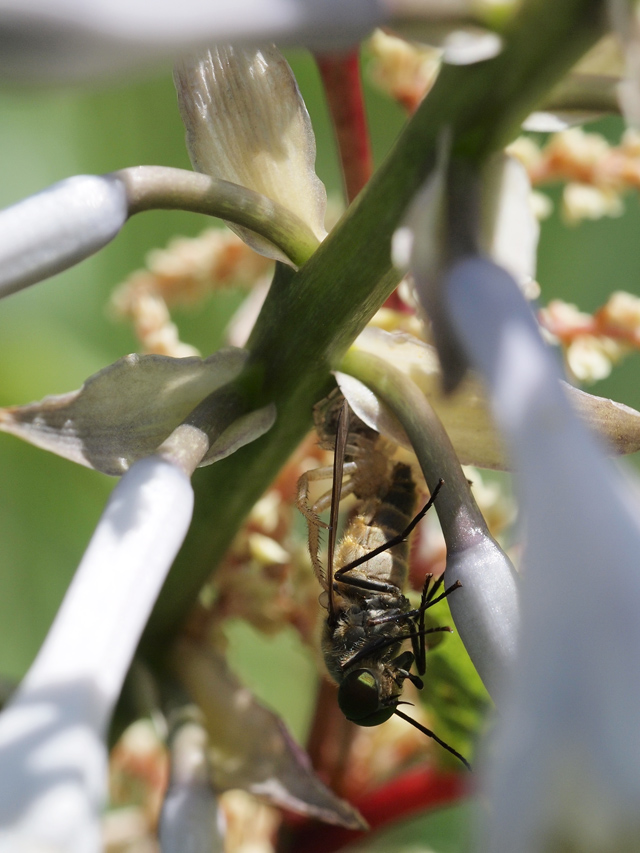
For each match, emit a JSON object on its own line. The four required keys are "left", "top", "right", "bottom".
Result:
{"left": 0, "top": 457, "right": 194, "bottom": 852}
{"left": 0, "top": 175, "right": 128, "bottom": 298}
{"left": 443, "top": 255, "right": 640, "bottom": 852}
{"left": 0, "top": 0, "right": 383, "bottom": 81}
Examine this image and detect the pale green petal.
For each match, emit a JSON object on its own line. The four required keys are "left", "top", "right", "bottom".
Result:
{"left": 175, "top": 45, "right": 327, "bottom": 262}
{"left": 0, "top": 348, "right": 249, "bottom": 475}
{"left": 342, "top": 327, "right": 640, "bottom": 469}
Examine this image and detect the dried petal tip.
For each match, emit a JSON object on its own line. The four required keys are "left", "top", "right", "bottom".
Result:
{"left": 175, "top": 45, "right": 327, "bottom": 262}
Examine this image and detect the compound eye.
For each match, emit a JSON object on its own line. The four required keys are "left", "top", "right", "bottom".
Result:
{"left": 338, "top": 669, "right": 395, "bottom": 727}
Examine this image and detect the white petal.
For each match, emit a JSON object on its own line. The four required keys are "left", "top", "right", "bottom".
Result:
{"left": 442, "top": 27, "right": 502, "bottom": 64}
{"left": 0, "top": 457, "right": 194, "bottom": 851}
{"left": 160, "top": 716, "right": 225, "bottom": 853}
{"left": 0, "top": 175, "right": 128, "bottom": 298}
{"left": 481, "top": 153, "right": 539, "bottom": 289}
{"left": 523, "top": 110, "right": 601, "bottom": 132}
{"left": 0, "top": 0, "right": 384, "bottom": 81}
{"left": 444, "top": 256, "right": 640, "bottom": 850}
{"left": 175, "top": 45, "right": 327, "bottom": 261}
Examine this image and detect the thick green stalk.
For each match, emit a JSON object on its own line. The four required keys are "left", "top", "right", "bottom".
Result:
{"left": 145, "top": 0, "right": 605, "bottom": 640}
{"left": 338, "top": 348, "right": 489, "bottom": 553}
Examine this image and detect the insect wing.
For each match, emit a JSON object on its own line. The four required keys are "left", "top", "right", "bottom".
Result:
{"left": 327, "top": 398, "right": 350, "bottom": 623}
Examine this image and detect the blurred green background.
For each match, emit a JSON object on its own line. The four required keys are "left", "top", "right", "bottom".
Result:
{"left": 0, "top": 50, "right": 638, "bottom": 752}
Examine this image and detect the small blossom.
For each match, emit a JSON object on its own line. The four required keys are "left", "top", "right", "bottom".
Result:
{"left": 247, "top": 532, "right": 290, "bottom": 566}
{"left": 529, "top": 190, "right": 553, "bottom": 221}
{"left": 600, "top": 289, "right": 640, "bottom": 338}
{"left": 550, "top": 127, "right": 612, "bottom": 171}
{"left": 366, "top": 29, "right": 441, "bottom": 112}
{"left": 562, "top": 181, "right": 624, "bottom": 223}
{"left": 506, "top": 135, "right": 544, "bottom": 172}
{"left": 566, "top": 334, "right": 625, "bottom": 382}
{"left": 110, "top": 227, "right": 272, "bottom": 355}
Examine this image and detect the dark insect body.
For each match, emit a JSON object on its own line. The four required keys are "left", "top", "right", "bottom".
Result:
{"left": 297, "top": 394, "right": 470, "bottom": 770}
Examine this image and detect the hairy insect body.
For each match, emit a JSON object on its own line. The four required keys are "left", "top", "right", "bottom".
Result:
{"left": 323, "top": 462, "right": 416, "bottom": 688}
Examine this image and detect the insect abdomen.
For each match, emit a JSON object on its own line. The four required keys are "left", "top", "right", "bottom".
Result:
{"left": 371, "top": 462, "right": 416, "bottom": 531}
{"left": 335, "top": 462, "right": 417, "bottom": 592}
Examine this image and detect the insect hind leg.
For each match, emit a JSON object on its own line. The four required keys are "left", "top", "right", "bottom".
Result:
{"left": 297, "top": 461, "right": 359, "bottom": 590}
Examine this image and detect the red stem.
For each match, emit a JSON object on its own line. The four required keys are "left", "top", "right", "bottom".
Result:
{"left": 315, "top": 50, "right": 408, "bottom": 312}
{"left": 315, "top": 50, "right": 373, "bottom": 204}
{"left": 283, "top": 767, "right": 470, "bottom": 853}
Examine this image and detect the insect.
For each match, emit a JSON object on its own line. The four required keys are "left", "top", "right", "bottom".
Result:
{"left": 297, "top": 393, "right": 470, "bottom": 770}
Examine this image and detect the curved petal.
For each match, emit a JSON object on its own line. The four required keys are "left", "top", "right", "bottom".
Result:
{"left": 0, "top": 348, "right": 249, "bottom": 475}
{"left": 175, "top": 45, "right": 327, "bottom": 262}
{"left": 0, "top": 457, "right": 194, "bottom": 851}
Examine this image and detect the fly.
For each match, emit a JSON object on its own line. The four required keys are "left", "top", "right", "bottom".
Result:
{"left": 297, "top": 394, "right": 470, "bottom": 771}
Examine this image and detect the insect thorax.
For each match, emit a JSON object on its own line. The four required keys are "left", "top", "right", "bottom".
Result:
{"left": 321, "top": 590, "right": 412, "bottom": 685}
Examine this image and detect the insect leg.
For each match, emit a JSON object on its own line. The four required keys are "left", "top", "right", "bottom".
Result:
{"left": 296, "top": 461, "right": 357, "bottom": 590}
{"left": 327, "top": 399, "right": 351, "bottom": 624}
{"left": 412, "top": 575, "right": 462, "bottom": 675}
{"left": 334, "top": 478, "right": 445, "bottom": 580}
{"left": 343, "top": 625, "right": 452, "bottom": 671}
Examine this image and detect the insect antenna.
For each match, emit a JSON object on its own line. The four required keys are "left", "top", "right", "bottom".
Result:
{"left": 393, "top": 707, "right": 472, "bottom": 771}
{"left": 327, "top": 398, "right": 351, "bottom": 626}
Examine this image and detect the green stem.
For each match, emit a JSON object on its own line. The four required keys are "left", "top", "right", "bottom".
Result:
{"left": 338, "top": 348, "right": 489, "bottom": 553}
{"left": 145, "top": 0, "right": 605, "bottom": 640}
{"left": 113, "top": 166, "right": 320, "bottom": 268}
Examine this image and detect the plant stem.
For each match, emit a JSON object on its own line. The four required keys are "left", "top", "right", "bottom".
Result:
{"left": 315, "top": 50, "right": 373, "bottom": 203}
{"left": 114, "top": 166, "right": 320, "bottom": 267}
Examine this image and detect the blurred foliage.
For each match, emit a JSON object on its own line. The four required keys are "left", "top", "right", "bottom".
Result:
{"left": 341, "top": 802, "right": 473, "bottom": 853}
{"left": 420, "top": 600, "right": 492, "bottom": 770}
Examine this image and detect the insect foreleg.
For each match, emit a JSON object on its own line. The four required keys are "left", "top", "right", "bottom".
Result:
{"left": 334, "top": 573, "right": 400, "bottom": 595}
{"left": 390, "top": 650, "right": 424, "bottom": 690}
{"left": 297, "top": 463, "right": 356, "bottom": 590}
{"left": 413, "top": 576, "right": 462, "bottom": 675}
{"left": 343, "top": 625, "right": 452, "bottom": 671}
